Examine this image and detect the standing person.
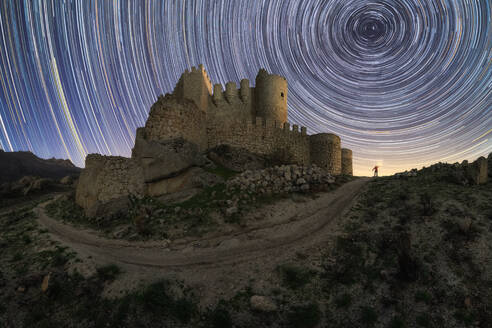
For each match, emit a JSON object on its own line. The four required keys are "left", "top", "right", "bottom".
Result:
{"left": 372, "top": 165, "right": 379, "bottom": 177}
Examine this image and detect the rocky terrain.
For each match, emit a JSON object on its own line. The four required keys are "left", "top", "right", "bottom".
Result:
{"left": 0, "top": 152, "right": 490, "bottom": 328}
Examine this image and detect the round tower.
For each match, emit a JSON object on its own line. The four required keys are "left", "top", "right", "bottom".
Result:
{"left": 309, "top": 133, "right": 342, "bottom": 175}
{"left": 341, "top": 148, "right": 353, "bottom": 176}
{"left": 254, "top": 69, "right": 288, "bottom": 124}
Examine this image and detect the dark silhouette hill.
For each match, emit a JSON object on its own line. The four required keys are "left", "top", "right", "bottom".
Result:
{"left": 0, "top": 149, "right": 81, "bottom": 183}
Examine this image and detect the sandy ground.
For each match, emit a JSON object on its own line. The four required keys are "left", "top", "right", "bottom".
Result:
{"left": 34, "top": 178, "right": 369, "bottom": 303}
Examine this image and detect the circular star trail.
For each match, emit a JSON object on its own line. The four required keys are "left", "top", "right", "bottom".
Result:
{"left": 0, "top": 0, "right": 490, "bottom": 175}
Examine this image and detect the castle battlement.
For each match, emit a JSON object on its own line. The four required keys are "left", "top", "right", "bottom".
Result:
{"left": 143, "top": 65, "right": 351, "bottom": 175}
{"left": 76, "top": 65, "right": 353, "bottom": 217}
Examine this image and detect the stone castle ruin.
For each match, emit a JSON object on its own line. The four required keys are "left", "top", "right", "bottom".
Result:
{"left": 76, "top": 66, "right": 353, "bottom": 216}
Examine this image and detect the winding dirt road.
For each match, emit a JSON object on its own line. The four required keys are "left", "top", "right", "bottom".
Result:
{"left": 34, "top": 178, "right": 369, "bottom": 271}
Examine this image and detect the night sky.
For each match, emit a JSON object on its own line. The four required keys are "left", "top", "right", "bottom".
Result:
{"left": 0, "top": 1, "right": 490, "bottom": 176}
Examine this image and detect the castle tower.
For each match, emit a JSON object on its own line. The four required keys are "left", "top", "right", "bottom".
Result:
{"left": 341, "top": 148, "right": 353, "bottom": 176}
{"left": 309, "top": 133, "right": 342, "bottom": 175}
{"left": 254, "top": 69, "right": 288, "bottom": 124}
{"left": 173, "top": 64, "right": 212, "bottom": 112}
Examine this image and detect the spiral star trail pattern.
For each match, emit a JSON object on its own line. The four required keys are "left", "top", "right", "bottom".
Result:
{"left": 0, "top": 1, "right": 490, "bottom": 176}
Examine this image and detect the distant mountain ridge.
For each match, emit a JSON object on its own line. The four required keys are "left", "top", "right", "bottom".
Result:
{"left": 0, "top": 149, "right": 81, "bottom": 183}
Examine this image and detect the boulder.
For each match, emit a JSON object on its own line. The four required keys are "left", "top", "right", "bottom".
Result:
{"left": 132, "top": 137, "right": 201, "bottom": 183}
{"left": 60, "top": 175, "right": 73, "bottom": 185}
{"left": 146, "top": 167, "right": 223, "bottom": 198}
{"left": 250, "top": 295, "right": 277, "bottom": 312}
{"left": 147, "top": 167, "right": 197, "bottom": 197}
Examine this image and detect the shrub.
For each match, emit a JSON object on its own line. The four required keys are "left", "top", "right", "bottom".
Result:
{"left": 207, "top": 300, "right": 232, "bottom": 328}
{"left": 415, "top": 313, "right": 432, "bottom": 327}
{"left": 389, "top": 316, "right": 406, "bottom": 328}
{"left": 419, "top": 192, "right": 436, "bottom": 216}
{"left": 287, "top": 303, "right": 321, "bottom": 328}
{"left": 137, "top": 279, "right": 197, "bottom": 322}
{"left": 97, "top": 264, "right": 121, "bottom": 281}
{"left": 335, "top": 293, "right": 352, "bottom": 308}
{"left": 278, "top": 264, "right": 313, "bottom": 289}
{"left": 360, "top": 306, "right": 378, "bottom": 326}
{"left": 414, "top": 290, "right": 432, "bottom": 304}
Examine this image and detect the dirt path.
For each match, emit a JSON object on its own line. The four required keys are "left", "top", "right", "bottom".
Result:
{"left": 34, "top": 178, "right": 369, "bottom": 271}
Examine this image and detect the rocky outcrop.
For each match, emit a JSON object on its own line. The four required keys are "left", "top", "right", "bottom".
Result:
{"left": 1, "top": 176, "right": 54, "bottom": 197}
{"left": 76, "top": 139, "right": 224, "bottom": 216}
{"left": 207, "top": 144, "right": 266, "bottom": 172}
{"left": 396, "top": 156, "right": 488, "bottom": 185}
{"left": 226, "top": 164, "right": 335, "bottom": 194}
{"left": 146, "top": 167, "right": 222, "bottom": 197}
{"left": 132, "top": 137, "right": 202, "bottom": 183}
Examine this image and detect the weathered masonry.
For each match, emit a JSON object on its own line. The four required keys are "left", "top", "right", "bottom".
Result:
{"left": 140, "top": 65, "right": 351, "bottom": 173}
{"left": 76, "top": 66, "right": 353, "bottom": 216}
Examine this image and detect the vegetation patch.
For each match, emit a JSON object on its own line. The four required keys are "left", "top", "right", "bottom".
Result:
{"left": 278, "top": 264, "right": 314, "bottom": 289}
{"left": 287, "top": 303, "right": 321, "bottom": 328}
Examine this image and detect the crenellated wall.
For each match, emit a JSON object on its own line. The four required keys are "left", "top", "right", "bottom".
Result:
{"left": 151, "top": 66, "right": 349, "bottom": 173}
{"left": 207, "top": 117, "right": 310, "bottom": 165}
{"left": 77, "top": 65, "right": 353, "bottom": 217}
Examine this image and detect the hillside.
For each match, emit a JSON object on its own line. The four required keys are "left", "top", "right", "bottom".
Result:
{"left": 0, "top": 154, "right": 491, "bottom": 327}
{"left": 0, "top": 150, "right": 81, "bottom": 183}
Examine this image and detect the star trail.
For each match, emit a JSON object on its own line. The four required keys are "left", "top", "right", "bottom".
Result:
{"left": 0, "top": 0, "right": 491, "bottom": 176}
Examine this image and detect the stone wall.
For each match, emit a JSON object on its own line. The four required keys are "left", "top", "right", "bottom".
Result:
{"left": 142, "top": 94, "right": 207, "bottom": 150}
{"left": 75, "top": 66, "right": 351, "bottom": 217}
{"left": 309, "top": 133, "right": 342, "bottom": 175}
{"left": 341, "top": 148, "right": 353, "bottom": 176}
{"left": 206, "top": 117, "right": 310, "bottom": 165}
{"left": 226, "top": 164, "right": 335, "bottom": 194}
{"left": 75, "top": 154, "right": 145, "bottom": 217}
{"left": 208, "top": 82, "right": 254, "bottom": 123}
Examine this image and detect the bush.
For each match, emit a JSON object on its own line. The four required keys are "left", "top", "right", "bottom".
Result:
{"left": 360, "top": 306, "right": 378, "bottom": 326}
{"left": 287, "top": 303, "right": 321, "bottom": 328}
{"left": 335, "top": 293, "right": 352, "bottom": 308}
{"left": 278, "top": 264, "right": 313, "bottom": 289}
{"left": 415, "top": 290, "right": 432, "bottom": 304}
{"left": 389, "top": 316, "right": 406, "bottom": 328}
{"left": 415, "top": 313, "right": 432, "bottom": 327}
{"left": 138, "top": 280, "right": 197, "bottom": 323}
{"left": 96, "top": 264, "right": 121, "bottom": 281}
{"left": 419, "top": 192, "right": 436, "bottom": 216}
{"left": 207, "top": 300, "right": 232, "bottom": 328}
